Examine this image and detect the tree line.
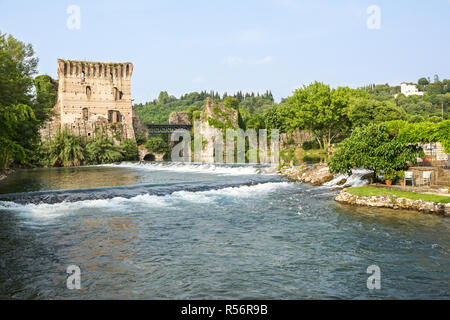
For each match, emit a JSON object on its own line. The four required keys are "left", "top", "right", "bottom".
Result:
{"left": 135, "top": 80, "right": 448, "bottom": 151}
{"left": 1, "top": 30, "right": 448, "bottom": 171}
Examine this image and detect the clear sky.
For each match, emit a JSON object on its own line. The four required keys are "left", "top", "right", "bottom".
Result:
{"left": 1, "top": 0, "right": 449, "bottom": 103}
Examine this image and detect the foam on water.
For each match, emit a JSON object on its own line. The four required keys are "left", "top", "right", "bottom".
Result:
{"left": 99, "top": 162, "right": 266, "bottom": 176}
{"left": 0, "top": 182, "right": 293, "bottom": 219}
{"left": 323, "top": 169, "right": 372, "bottom": 188}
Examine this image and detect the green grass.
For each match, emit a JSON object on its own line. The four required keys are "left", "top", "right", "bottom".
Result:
{"left": 346, "top": 186, "right": 450, "bottom": 204}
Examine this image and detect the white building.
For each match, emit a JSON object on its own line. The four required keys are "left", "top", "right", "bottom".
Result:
{"left": 400, "top": 82, "right": 424, "bottom": 97}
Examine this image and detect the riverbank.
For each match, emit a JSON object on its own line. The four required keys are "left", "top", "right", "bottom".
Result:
{"left": 336, "top": 186, "right": 450, "bottom": 216}
{"left": 278, "top": 164, "right": 450, "bottom": 216}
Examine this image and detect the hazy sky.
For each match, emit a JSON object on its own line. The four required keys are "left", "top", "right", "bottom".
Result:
{"left": 1, "top": 0, "right": 449, "bottom": 103}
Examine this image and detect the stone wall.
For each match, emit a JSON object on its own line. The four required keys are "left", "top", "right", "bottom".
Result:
{"left": 132, "top": 109, "right": 149, "bottom": 139}
{"left": 408, "top": 167, "right": 450, "bottom": 187}
{"left": 196, "top": 98, "right": 239, "bottom": 163}
{"left": 280, "top": 129, "right": 314, "bottom": 149}
{"left": 41, "top": 59, "right": 135, "bottom": 141}
{"left": 335, "top": 190, "right": 450, "bottom": 216}
{"left": 419, "top": 142, "right": 448, "bottom": 163}
{"left": 138, "top": 146, "right": 165, "bottom": 162}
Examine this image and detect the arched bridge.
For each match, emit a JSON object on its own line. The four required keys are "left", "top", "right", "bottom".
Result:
{"left": 146, "top": 124, "right": 192, "bottom": 134}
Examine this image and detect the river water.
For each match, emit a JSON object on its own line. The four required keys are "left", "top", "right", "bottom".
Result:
{"left": 0, "top": 162, "right": 448, "bottom": 299}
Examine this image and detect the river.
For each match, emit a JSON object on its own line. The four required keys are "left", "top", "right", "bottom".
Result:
{"left": 0, "top": 162, "right": 448, "bottom": 299}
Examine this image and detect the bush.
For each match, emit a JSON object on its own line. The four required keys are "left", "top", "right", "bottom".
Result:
{"left": 280, "top": 148, "right": 296, "bottom": 165}
{"left": 35, "top": 131, "right": 141, "bottom": 166}
{"left": 120, "top": 139, "right": 139, "bottom": 161}
{"left": 145, "top": 137, "right": 169, "bottom": 153}
{"left": 85, "top": 134, "right": 122, "bottom": 165}
{"left": 302, "top": 140, "right": 320, "bottom": 150}
{"left": 44, "top": 130, "right": 85, "bottom": 167}
{"left": 384, "top": 120, "right": 450, "bottom": 153}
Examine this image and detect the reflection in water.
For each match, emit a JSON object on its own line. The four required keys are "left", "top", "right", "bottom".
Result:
{"left": 0, "top": 167, "right": 141, "bottom": 194}
{"left": 72, "top": 217, "right": 139, "bottom": 273}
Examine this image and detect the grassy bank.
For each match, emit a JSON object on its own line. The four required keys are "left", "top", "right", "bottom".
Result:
{"left": 346, "top": 186, "right": 450, "bottom": 204}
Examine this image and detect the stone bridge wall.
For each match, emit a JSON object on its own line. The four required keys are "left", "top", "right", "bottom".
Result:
{"left": 138, "top": 146, "right": 165, "bottom": 162}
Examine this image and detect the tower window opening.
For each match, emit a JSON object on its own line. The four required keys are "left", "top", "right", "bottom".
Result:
{"left": 113, "top": 87, "right": 121, "bottom": 100}
{"left": 82, "top": 108, "right": 89, "bottom": 121}
{"left": 108, "top": 110, "right": 122, "bottom": 123}
{"left": 86, "top": 86, "right": 92, "bottom": 99}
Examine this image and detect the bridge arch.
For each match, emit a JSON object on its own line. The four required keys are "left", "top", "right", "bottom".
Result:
{"left": 143, "top": 153, "right": 156, "bottom": 161}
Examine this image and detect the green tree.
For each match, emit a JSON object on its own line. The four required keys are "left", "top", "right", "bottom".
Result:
{"left": 145, "top": 137, "right": 169, "bottom": 153}
{"left": 223, "top": 96, "right": 239, "bottom": 110}
{"left": 286, "top": 83, "right": 365, "bottom": 150}
{"left": 157, "top": 91, "right": 170, "bottom": 105}
{"left": 120, "top": 139, "right": 139, "bottom": 161}
{"left": 329, "top": 123, "right": 422, "bottom": 181}
{"left": 418, "top": 77, "right": 429, "bottom": 86}
{"left": 263, "top": 104, "right": 293, "bottom": 133}
{"left": 384, "top": 120, "right": 450, "bottom": 153}
{"left": 0, "top": 31, "right": 40, "bottom": 170}
{"left": 0, "top": 104, "right": 35, "bottom": 169}
{"left": 34, "top": 75, "right": 57, "bottom": 123}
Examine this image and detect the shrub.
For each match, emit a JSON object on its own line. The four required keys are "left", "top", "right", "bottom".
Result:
{"left": 145, "top": 137, "right": 169, "bottom": 153}
{"left": 45, "top": 130, "right": 85, "bottom": 167}
{"left": 302, "top": 140, "right": 321, "bottom": 150}
{"left": 120, "top": 139, "right": 139, "bottom": 161}
{"left": 85, "top": 135, "right": 122, "bottom": 164}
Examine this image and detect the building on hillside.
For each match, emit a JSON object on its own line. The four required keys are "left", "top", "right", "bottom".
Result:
{"left": 399, "top": 82, "right": 424, "bottom": 97}
{"left": 41, "top": 59, "right": 138, "bottom": 141}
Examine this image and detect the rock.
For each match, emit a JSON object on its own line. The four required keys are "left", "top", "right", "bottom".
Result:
{"left": 279, "top": 164, "right": 334, "bottom": 185}
{"left": 336, "top": 178, "right": 347, "bottom": 186}
{"left": 335, "top": 190, "right": 450, "bottom": 216}
{"left": 262, "top": 166, "right": 279, "bottom": 174}
{"left": 0, "top": 170, "right": 13, "bottom": 181}
{"left": 279, "top": 164, "right": 307, "bottom": 182}
{"left": 169, "top": 111, "right": 191, "bottom": 125}
{"left": 302, "top": 166, "right": 334, "bottom": 186}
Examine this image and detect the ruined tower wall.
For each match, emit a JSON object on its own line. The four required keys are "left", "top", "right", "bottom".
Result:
{"left": 41, "top": 59, "right": 136, "bottom": 140}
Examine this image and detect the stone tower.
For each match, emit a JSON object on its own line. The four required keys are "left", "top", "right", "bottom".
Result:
{"left": 41, "top": 59, "right": 136, "bottom": 140}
